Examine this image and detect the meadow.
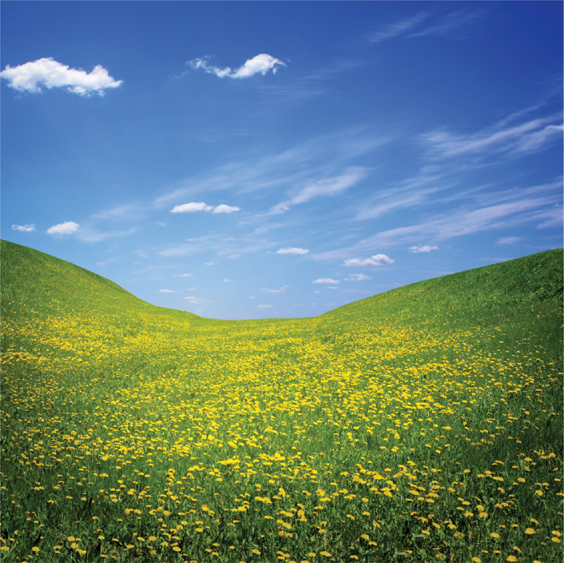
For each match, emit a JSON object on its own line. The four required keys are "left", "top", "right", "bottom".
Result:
{"left": 1, "top": 240, "right": 562, "bottom": 563}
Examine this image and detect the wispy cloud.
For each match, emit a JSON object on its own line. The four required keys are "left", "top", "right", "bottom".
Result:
{"left": 355, "top": 170, "right": 447, "bottom": 221}
{"left": 269, "top": 167, "right": 368, "bottom": 215}
{"left": 158, "top": 233, "right": 275, "bottom": 259}
{"left": 47, "top": 221, "right": 79, "bottom": 235}
{"left": 184, "top": 296, "right": 206, "bottom": 305}
{"left": 175, "top": 273, "right": 194, "bottom": 278}
{"left": 159, "top": 289, "right": 178, "bottom": 293}
{"left": 257, "top": 304, "right": 274, "bottom": 309}
{"left": 76, "top": 227, "right": 136, "bottom": 243}
{"left": 422, "top": 114, "right": 563, "bottom": 160}
{"left": 1, "top": 57, "right": 122, "bottom": 96}
{"left": 496, "top": 237, "right": 521, "bottom": 245}
{"left": 343, "top": 254, "right": 394, "bottom": 267}
{"left": 188, "top": 54, "right": 285, "bottom": 79}
{"left": 262, "top": 286, "right": 288, "bottom": 294}
{"left": 12, "top": 224, "right": 35, "bottom": 232}
{"left": 276, "top": 247, "right": 309, "bottom": 255}
{"left": 345, "top": 273, "right": 371, "bottom": 281}
{"left": 408, "top": 10, "right": 486, "bottom": 38}
{"left": 409, "top": 245, "right": 439, "bottom": 253}
{"left": 314, "top": 179, "right": 562, "bottom": 262}
{"left": 368, "top": 9, "right": 485, "bottom": 43}
{"left": 369, "top": 12, "right": 430, "bottom": 43}
{"left": 153, "top": 126, "right": 390, "bottom": 209}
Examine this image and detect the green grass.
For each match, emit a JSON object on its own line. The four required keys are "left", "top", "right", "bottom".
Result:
{"left": 1, "top": 239, "right": 562, "bottom": 563}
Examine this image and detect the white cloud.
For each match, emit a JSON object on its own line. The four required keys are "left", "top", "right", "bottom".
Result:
{"left": 171, "top": 202, "right": 239, "bottom": 214}
{"left": 343, "top": 254, "right": 394, "bottom": 267}
{"left": 345, "top": 273, "right": 371, "bottom": 281}
{"left": 313, "top": 278, "right": 340, "bottom": 284}
{"left": 12, "top": 224, "right": 35, "bottom": 232}
{"left": 257, "top": 304, "right": 274, "bottom": 309}
{"left": 159, "top": 289, "right": 178, "bottom": 293}
{"left": 171, "top": 202, "right": 212, "bottom": 213}
{"left": 213, "top": 204, "right": 240, "bottom": 214}
{"left": 0, "top": 57, "right": 122, "bottom": 96}
{"left": 189, "top": 54, "right": 285, "bottom": 79}
{"left": 175, "top": 273, "right": 194, "bottom": 277}
{"left": 184, "top": 296, "right": 205, "bottom": 304}
{"left": 223, "top": 279, "right": 231, "bottom": 283}
{"left": 269, "top": 167, "right": 367, "bottom": 215}
{"left": 47, "top": 221, "right": 79, "bottom": 235}
{"left": 277, "top": 247, "right": 309, "bottom": 255}
{"left": 409, "top": 245, "right": 439, "bottom": 253}
{"left": 262, "top": 286, "right": 288, "bottom": 294}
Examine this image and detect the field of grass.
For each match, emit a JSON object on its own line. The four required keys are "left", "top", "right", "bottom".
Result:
{"left": 1, "top": 239, "right": 562, "bottom": 563}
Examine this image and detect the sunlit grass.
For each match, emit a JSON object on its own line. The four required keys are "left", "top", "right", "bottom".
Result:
{"left": 1, "top": 240, "right": 562, "bottom": 562}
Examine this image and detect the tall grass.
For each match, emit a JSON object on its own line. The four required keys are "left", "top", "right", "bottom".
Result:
{"left": 1, "top": 240, "right": 562, "bottom": 563}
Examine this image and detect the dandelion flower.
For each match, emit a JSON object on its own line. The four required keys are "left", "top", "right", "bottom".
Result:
{"left": 524, "top": 528, "right": 535, "bottom": 535}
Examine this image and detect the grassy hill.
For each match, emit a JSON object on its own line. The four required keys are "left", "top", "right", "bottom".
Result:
{"left": 1, "top": 239, "right": 562, "bottom": 563}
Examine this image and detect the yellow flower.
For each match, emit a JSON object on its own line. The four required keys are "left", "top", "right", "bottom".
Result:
{"left": 491, "top": 532, "right": 500, "bottom": 539}
{"left": 506, "top": 557, "right": 517, "bottom": 562}
{"left": 148, "top": 536, "right": 156, "bottom": 542}
{"left": 472, "top": 558, "right": 481, "bottom": 562}
{"left": 524, "top": 528, "right": 535, "bottom": 535}
{"left": 320, "top": 552, "right": 332, "bottom": 558}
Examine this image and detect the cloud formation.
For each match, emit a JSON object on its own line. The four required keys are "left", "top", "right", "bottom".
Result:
{"left": 47, "top": 221, "right": 79, "bottom": 235}
{"left": 269, "top": 167, "right": 367, "bottom": 215}
{"left": 159, "top": 289, "right": 178, "bottom": 293}
{"left": 313, "top": 278, "right": 340, "bottom": 284}
{"left": 422, "top": 114, "right": 563, "bottom": 160}
{"left": 262, "top": 286, "right": 288, "bottom": 294}
{"left": 0, "top": 58, "right": 122, "bottom": 96}
{"left": 171, "top": 202, "right": 240, "bottom": 214}
{"left": 12, "top": 224, "right": 35, "bottom": 232}
{"left": 409, "top": 245, "right": 439, "bottom": 253}
{"left": 189, "top": 54, "right": 285, "bottom": 79}
{"left": 343, "top": 254, "right": 394, "bottom": 267}
{"left": 345, "top": 273, "right": 371, "bottom": 281}
{"left": 184, "top": 296, "right": 205, "bottom": 305}
{"left": 277, "top": 247, "right": 309, "bottom": 255}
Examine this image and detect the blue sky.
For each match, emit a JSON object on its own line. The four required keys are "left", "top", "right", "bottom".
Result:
{"left": 2, "top": 1, "right": 562, "bottom": 320}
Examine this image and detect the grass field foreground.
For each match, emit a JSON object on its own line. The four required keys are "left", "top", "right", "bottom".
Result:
{"left": 1, "top": 240, "right": 563, "bottom": 563}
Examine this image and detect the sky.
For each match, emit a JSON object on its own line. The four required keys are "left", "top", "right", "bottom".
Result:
{"left": 2, "top": 1, "right": 562, "bottom": 320}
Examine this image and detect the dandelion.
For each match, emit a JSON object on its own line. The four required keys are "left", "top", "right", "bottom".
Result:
{"left": 524, "top": 528, "right": 535, "bottom": 535}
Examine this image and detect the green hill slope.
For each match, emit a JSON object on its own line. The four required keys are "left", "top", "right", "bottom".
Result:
{"left": 323, "top": 249, "right": 563, "bottom": 325}
{"left": 0, "top": 239, "right": 200, "bottom": 320}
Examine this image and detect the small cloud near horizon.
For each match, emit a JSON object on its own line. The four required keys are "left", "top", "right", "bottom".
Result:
{"left": 343, "top": 254, "right": 394, "bottom": 267}
{"left": 277, "top": 247, "right": 309, "bottom": 255}
{"left": 313, "top": 278, "right": 340, "bottom": 284}
{"left": 409, "top": 245, "right": 439, "bottom": 253}
{"left": 12, "top": 224, "right": 35, "bottom": 232}
{"left": 47, "top": 221, "right": 79, "bottom": 235}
